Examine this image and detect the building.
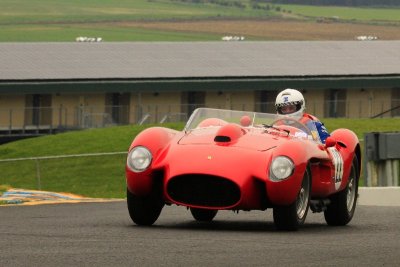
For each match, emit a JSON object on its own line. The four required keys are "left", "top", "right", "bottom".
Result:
{"left": 0, "top": 41, "right": 400, "bottom": 135}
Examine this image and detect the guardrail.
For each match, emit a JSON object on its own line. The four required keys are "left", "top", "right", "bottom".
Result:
{"left": 364, "top": 132, "right": 400, "bottom": 186}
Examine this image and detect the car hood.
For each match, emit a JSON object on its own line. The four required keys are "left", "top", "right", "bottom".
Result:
{"left": 178, "top": 126, "right": 285, "bottom": 151}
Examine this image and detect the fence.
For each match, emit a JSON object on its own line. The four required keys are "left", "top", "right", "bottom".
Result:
{"left": 1, "top": 100, "right": 399, "bottom": 134}
{"left": 1, "top": 151, "right": 398, "bottom": 195}
{"left": 0, "top": 152, "right": 128, "bottom": 198}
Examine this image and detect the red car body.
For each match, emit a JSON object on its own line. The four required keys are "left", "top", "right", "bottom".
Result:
{"left": 126, "top": 108, "right": 361, "bottom": 230}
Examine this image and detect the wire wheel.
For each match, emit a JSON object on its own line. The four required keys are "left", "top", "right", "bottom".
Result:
{"left": 296, "top": 178, "right": 310, "bottom": 220}
{"left": 346, "top": 174, "right": 356, "bottom": 213}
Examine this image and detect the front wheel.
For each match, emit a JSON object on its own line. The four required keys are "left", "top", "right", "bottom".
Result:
{"left": 190, "top": 208, "right": 218, "bottom": 222}
{"left": 273, "top": 165, "right": 311, "bottom": 231}
{"left": 324, "top": 155, "right": 359, "bottom": 226}
{"left": 127, "top": 188, "right": 164, "bottom": 226}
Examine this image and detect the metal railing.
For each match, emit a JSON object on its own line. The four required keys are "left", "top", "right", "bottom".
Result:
{"left": 1, "top": 151, "right": 398, "bottom": 191}
{"left": 1, "top": 100, "right": 399, "bottom": 134}
{"left": 0, "top": 152, "right": 127, "bottom": 190}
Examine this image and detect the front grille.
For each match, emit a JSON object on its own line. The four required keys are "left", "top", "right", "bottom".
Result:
{"left": 167, "top": 174, "right": 241, "bottom": 208}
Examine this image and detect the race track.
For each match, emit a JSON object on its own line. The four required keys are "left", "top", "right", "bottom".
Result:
{"left": 1, "top": 201, "right": 399, "bottom": 266}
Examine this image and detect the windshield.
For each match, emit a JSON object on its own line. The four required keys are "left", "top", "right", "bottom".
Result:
{"left": 184, "top": 108, "right": 322, "bottom": 143}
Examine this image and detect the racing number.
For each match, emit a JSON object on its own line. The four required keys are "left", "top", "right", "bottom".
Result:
{"left": 328, "top": 147, "right": 344, "bottom": 190}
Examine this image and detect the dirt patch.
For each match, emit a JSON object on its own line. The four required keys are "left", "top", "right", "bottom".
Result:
{"left": 112, "top": 19, "right": 400, "bottom": 40}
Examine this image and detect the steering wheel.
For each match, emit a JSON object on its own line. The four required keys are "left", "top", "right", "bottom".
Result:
{"left": 271, "top": 117, "right": 310, "bottom": 134}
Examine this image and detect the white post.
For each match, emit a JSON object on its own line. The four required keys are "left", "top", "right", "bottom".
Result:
{"left": 392, "top": 160, "right": 399, "bottom": 186}
{"left": 35, "top": 159, "right": 41, "bottom": 190}
{"left": 384, "top": 160, "right": 393, "bottom": 186}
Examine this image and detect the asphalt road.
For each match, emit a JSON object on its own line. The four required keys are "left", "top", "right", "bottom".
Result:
{"left": 1, "top": 201, "right": 399, "bottom": 266}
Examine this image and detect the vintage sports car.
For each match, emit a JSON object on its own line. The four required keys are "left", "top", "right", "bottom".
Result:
{"left": 126, "top": 108, "right": 361, "bottom": 230}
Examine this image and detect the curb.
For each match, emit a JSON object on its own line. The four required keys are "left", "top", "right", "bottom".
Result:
{"left": 2, "top": 188, "right": 399, "bottom": 207}
{"left": 358, "top": 187, "right": 400, "bottom": 207}
{"left": 0, "top": 188, "right": 122, "bottom": 206}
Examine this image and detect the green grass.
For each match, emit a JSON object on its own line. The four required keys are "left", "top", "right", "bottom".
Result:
{"left": 322, "top": 117, "right": 400, "bottom": 138}
{"left": 0, "top": 24, "right": 223, "bottom": 42}
{"left": 0, "top": 118, "right": 399, "bottom": 198}
{"left": 0, "top": 0, "right": 274, "bottom": 42}
{"left": 0, "top": 184, "right": 11, "bottom": 204}
{"left": 1, "top": 0, "right": 397, "bottom": 25}
{"left": 1, "top": 0, "right": 400, "bottom": 41}
{"left": 0, "top": 123, "right": 183, "bottom": 198}
{"left": 0, "top": 184, "right": 11, "bottom": 195}
{"left": 0, "top": 0, "right": 273, "bottom": 25}
{"left": 282, "top": 4, "right": 400, "bottom": 22}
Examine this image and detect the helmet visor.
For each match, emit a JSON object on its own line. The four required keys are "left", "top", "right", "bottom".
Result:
{"left": 276, "top": 101, "right": 303, "bottom": 115}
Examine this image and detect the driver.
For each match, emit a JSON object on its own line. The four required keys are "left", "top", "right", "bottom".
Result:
{"left": 275, "top": 88, "right": 330, "bottom": 143}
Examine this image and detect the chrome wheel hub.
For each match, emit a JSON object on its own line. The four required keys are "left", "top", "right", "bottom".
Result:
{"left": 296, "top": 184, "right": 309, "bottom": 219}
{"left": 347, "top": 176, "right": 356, "bottom": 212}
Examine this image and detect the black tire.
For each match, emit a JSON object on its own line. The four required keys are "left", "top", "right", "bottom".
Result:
{"left": 273, "top": 165, "right": 311, "bottom": 231}
{"left": 190, "top": 208, "right": 218, "bottom": 222}
{"left": 324, "top": 155, "right": 359, "bottom": 226}
{"left": 127, "top": 188, "right": 164, "bottom": 226}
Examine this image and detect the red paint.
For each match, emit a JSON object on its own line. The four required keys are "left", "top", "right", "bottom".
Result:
{"left": 126, "top": 115, "right": 360, "bottom": 210}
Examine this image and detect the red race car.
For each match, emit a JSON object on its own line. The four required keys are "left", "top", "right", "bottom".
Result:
{"left": 126, "top": 108, "right": 361, "bottom": 230}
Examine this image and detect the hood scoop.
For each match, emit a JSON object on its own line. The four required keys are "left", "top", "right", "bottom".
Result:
{"left": 214, "top": 123, "right": 245, "bottom": 145}
{"left": 214, "top": 135, "right": 231, "bottom": 142}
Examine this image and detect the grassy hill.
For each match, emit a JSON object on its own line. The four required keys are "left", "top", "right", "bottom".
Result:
{"left": 1, "top": 0, "right": 400, "bottom": 41}
{"left": 0, "top": 123, "right": 182, "bottom": 198}
{"left": 1, "top": 118, "right": 399, "bottom": 198}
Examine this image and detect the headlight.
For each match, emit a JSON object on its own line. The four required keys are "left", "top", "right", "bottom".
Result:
{"left": 127, "top": 146, "right": 152, "bottom": 172}
{"left": 270, "top": 156, "right": 294, "bottom": 181}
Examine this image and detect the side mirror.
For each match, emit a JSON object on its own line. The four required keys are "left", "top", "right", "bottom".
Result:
{"left": 325, "top": 136, "right": 336, "bottom": 148}
{"left": 240, "top": 115, "right": 252, "bottom": 127}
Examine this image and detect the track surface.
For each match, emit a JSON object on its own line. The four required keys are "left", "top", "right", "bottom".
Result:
{"left": 1, "top": 201, "right": 399, "bottom": 266}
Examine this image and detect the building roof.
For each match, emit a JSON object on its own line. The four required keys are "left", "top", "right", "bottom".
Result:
{"left": 1, "top": 41, "right": 400, "bottom": 81}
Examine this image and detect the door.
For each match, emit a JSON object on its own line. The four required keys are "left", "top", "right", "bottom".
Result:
{"left": 25, "top": 94, "right": 52, "bottom": 126}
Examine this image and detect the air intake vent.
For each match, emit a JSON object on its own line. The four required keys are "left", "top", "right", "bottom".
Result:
{"left": 214, "top": 136, "right": 231, "bottom": 142}
{"left": 167, "top": 174, "right": 240, "bottom": 208}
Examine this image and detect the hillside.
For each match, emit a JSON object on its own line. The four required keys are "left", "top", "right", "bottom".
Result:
{"left": 1, "top": 0, "right": 399, "bottom": 41}
{"left": 1, "top": 118, "right": 400, "bottom": 198}
{"left": 270, "top": 0, "right": 400, "bottom": 7}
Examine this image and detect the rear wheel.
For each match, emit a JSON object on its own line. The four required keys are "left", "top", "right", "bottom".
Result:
{"left": 324, "top": 155, "right": 359, "bottom": 226}
{"left": 127, "top": 188, "right": 164, "bottom": 226}
{"left": 190, "top": 208, "right": 218, "bottom": 222}
{"left": 273, "top": 165, "right": 311, "bottom": 231}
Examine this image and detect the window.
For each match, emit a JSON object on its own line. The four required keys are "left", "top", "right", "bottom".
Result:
{"left": 105, "top": 93, "right": 130, "bottom": 124}
{"left": 391, "top": 88, "right": 400, "bottom": 117}
{"left": 182, "top": 91, "right": 205, "bottom": 117}
{"left": 324, "top": 89, "right": 347, "bottom": 118}
{"left": 24, "top": 94, "right": 52, "bottom": 126}
{"left": 255, "top": 90, "right": 278, "bottom": 113}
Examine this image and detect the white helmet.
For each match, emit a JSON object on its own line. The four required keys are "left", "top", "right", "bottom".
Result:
{"left": 275, "top": 88, "right": 305, "bottom": 117}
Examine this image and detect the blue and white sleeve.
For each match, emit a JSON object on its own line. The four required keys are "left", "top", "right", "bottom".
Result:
{"left": 314, "top": 121, "right": 330, "bottom": 144}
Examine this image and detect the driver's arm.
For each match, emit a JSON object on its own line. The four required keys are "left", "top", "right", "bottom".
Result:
{"left": 308, "top": 120, "right": 330, "bottom": 143}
